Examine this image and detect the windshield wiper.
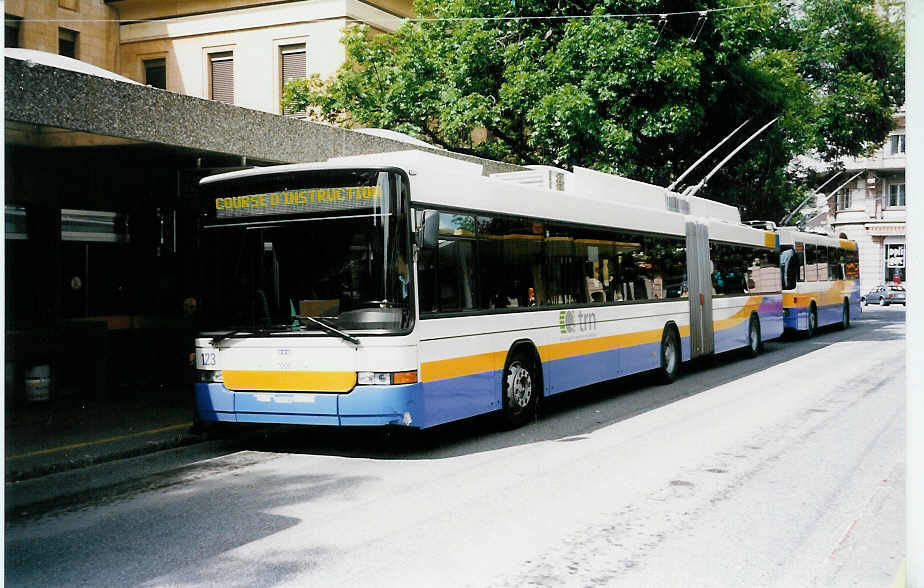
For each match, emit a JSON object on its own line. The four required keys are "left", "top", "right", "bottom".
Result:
{"left": 210, "top": 328, "right": 253, "bottom": 344}
{"left": 295, "top": 315, "right": 360, "bottom": 345}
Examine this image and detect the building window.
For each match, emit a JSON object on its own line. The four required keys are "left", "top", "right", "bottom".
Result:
{"left": 143, "top": 58, "right": 167, "bottom": 89}
{"left": 888, "top": 183, "right": 905, "bottom": 207}
{"left": 5, "top": 206, "right": 29, "bottom": 240}
{"left": 836, "top": 189, "right": 851, "bottom": 211}
{"left": 890, "top": 134, "right": 905, "bottom": 154}
{"left": 5, "top": 14, "right": 21, "bottom": 48}
{"left": 209, "top": 51, "right": 234, "bottom": 104}
{"left": 280, "top": 43, "right": 307, "bottom": 115}
{"left": 61, "top": 209, "right": 130, "bottom": 243}
{"left": 59, "top": 28, "right": 78, "bottom": 58}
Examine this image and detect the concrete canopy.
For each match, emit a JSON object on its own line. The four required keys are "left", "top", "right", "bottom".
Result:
{"left": 4, "top": 53, "right": 520, "bottom": 174}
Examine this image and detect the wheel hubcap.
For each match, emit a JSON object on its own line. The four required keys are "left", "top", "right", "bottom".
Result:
{"left": 750, "top": 323, "right": 758, "bottom": 350}
{"left": 664, "top": 340, "right": 676, "bottom": 373}
{"left": 506, "top": 362, "right": 532, "bottom": 409}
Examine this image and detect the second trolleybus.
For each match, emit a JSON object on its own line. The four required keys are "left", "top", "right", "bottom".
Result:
{"left": 776, "top": 227, "right": 861, "bottom": 336}
{"left": 194, "top": 150, "right": 785, "bottom": 430}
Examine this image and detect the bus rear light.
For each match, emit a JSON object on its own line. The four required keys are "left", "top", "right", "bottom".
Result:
{"left": 357, "top": 371, "right": 418, "bottom": 385}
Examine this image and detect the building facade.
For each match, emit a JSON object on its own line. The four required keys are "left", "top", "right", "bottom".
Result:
{"left": 802, "top": 110, "right": 906, "bottom": 294}
{"left": 5, "top": 1, "right": 522, "bottom": 411}
{"left": 5, "top": 0, "right": 412, "bottom": 115}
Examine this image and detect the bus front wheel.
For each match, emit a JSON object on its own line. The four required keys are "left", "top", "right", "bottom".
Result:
{"left": 501, "top": 350, "right": 539, "bottom": 428}
{"left": 657, "top": 327, "right": 681, "bottom": 384}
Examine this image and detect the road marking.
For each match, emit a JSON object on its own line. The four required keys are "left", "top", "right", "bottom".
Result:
{"left": 5, "top": 423, "right": 192, "bottom": 461}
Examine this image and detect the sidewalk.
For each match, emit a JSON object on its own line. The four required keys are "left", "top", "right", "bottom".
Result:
{"left": 5, "top": 386, "right": 202, "bottom": 483}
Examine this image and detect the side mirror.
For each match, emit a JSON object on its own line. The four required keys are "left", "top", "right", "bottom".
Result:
{"left": 417, "top": 210, "right": 439, "bottom": 250}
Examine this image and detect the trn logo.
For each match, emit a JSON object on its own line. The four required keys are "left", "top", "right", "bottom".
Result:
{"left": 559, "top": 310, "right": 597, "bottom": 335}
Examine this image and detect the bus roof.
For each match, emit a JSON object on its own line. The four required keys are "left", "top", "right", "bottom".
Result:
{"left": 777, "top": 227, "right": 857, "bottom": 250}
{"left": 199, "top": 150, "right": 774, "bottom": 248}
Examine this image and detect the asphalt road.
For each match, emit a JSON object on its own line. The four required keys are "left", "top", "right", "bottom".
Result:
{"left": 5, "top": 306, "right": 906, "bottom": 587}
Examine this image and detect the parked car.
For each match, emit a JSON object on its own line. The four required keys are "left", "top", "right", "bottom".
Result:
{"left": 861, "top": 284, "right": 906, "bottom": 306}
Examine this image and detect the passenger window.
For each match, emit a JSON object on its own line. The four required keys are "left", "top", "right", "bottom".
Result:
{"left": 437, "top": 239, "right": 475, "bottom": 311}
{"left": 477, "top": 216, "right": 539, "bottom": 309}
{"left": 804, "top": 243, "right": 818, "bottom": 282}
{"left": 829, "top": 247, "right": 844, "bottom": 280}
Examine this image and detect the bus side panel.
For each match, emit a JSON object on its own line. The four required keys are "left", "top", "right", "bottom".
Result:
{"left": 196, "top": 382, "right": 236, "bottom": 422}
{"left": 759, "top": 295, "right": 785, "bottom": 341}
{"left": 418, "top": 373, "right": 500, "bottom": 428}
{"left": 543, "top": 347, "right": 620, "bottom": 395}
{"left": 712, "top": 295, "right": 782, "bottom": 354}
{"left": 338, "top": 383, "right": 424, "bottom": 427}
{"left": 712, "top": 296, "right": 756, "bottom": 354}
{"left": 783, "top": 281, "right": 857, "bottom": 331}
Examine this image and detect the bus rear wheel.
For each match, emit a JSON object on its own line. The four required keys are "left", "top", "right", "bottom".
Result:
{"left": 501, "top": 350, "right": 538, "bottom": 428}
{"left": 657, "top": 327, "right": 681, "bottom": 384}
{"left": 840, "top": 300, "right": 850, "bottom": 330}
{"left": 806, "top": 305, "right": 817, "bottom": 338}
{"left": 746, "top": 315, "right": 761, "bottom": 358}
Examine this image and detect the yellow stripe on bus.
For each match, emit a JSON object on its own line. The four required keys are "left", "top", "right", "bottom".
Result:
{"left": 783, "top": 281, "right": 853, "bottom": 308}
{"left": 420, "top": 351, "right": 507, "bottom": 383}
{"left": 539, "top": 329, "right": 664, "bottom": 362}
{"left": 222, "top": 370, "right": 357, "bottom": 392}
{"left": 712, "top": 295, "right": 764, "bottom": 331}
{"left": 420, "top": 297, "right": 770, "bottom": 384}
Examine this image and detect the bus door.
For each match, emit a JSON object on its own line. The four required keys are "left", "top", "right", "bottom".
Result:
{"left": 685, "top": 220, "right": 714, "bottom": 358}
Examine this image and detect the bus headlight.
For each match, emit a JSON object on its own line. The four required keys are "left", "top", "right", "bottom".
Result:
{"left": 196, "top": 370, "right": 224, "bottom": 383}
{"left": 357, "top": 371, "right": 418, "bottom": 385}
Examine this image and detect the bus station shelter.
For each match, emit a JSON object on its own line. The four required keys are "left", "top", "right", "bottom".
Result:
{"left": 4, "top": 52, "right": 519, "bottom": 410}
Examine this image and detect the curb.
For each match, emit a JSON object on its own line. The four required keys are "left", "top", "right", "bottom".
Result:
{"left": 5, "top": 428, "right": 205, "bottom": 484}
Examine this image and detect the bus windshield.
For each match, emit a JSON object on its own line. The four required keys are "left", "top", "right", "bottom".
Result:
{"left": 198, "top": 169, "right": 412, "bottom": 335}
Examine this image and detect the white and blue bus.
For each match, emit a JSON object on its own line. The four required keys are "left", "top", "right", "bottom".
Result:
{"left": 194, "top": 151, "right": 783, "bottom": 430}
{"left": 777, "top": 227, "right": 861, "bottom": 336}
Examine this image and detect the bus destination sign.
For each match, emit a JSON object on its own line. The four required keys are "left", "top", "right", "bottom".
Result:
{"left": 215, "top": 185, "right": 383, "bottom": 219}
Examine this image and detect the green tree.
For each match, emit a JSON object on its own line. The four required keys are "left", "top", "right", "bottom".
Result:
{"left": 283, "top": 0, "right": 903, "bottom": 221}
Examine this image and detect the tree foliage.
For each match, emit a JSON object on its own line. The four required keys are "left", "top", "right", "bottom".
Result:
{"left": 283, "top": 0, "right": 904, "bottom": 220}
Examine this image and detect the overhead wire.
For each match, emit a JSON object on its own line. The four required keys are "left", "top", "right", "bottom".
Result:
{"left": 5, "top": 1, "right": 789, "bottom": 25}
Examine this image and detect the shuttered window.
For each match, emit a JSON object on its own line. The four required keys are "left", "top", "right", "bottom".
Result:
{"left": 279, "top": 43, "right": 308, "bottom": 116}
{"left": 5, "top": 15, "right": 22, "bottom": 48}
{"left": 210, "top": 51, "right": 234, "bottom": 104}
{"left": 281, "top": 44, "right": 307, "bottom": 116}
{"left": 59, "top": 28, "right": 78, "bottom": 58}
{"left": 144, "top": 58, "right": 167, "bottom": 89}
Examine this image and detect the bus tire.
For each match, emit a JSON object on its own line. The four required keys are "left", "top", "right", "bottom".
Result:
{"left": 657, "top": 327, "right": 681, "bottom": 384}
{"left": 501, "top": 349, "right": 539, "bottom": 428}
{"left": 806, "top": 304, "right": 817, "bottom": 338}
{"left": 840, "top": 300, "right": 850, "bottom": 330}
{"left": 746, "top": 315, "right": 761, "bottom": 358}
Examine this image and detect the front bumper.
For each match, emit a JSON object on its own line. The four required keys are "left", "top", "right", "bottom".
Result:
{"left": 195, "top": 382, "right": 423, "bottom": 427}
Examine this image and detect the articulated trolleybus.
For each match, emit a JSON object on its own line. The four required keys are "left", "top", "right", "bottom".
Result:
{"left": 194, "top": 150, "right": 783, "bottom": 430}
{"left": 777, "top": 227, "right": 861, "bottom": 336}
